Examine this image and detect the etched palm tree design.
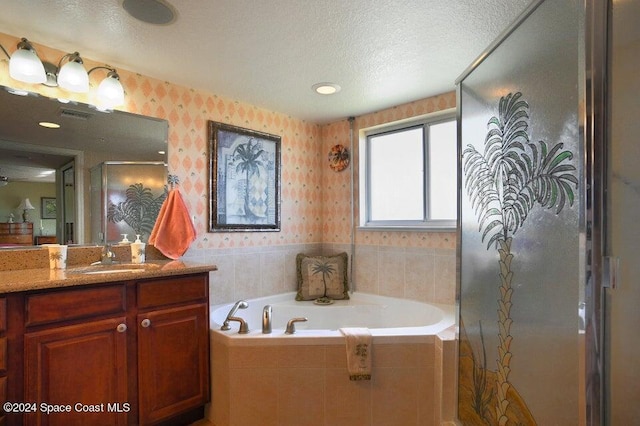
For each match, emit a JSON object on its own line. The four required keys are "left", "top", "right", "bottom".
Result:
{"left": 311, "top": 260, "right": 336, "bottom": 301}
{"left": 463, "top": 92, "right": 578, "bottom": 425}
{"left": 233, "top": 138, "right": 266, "bottom": 219}
{"left": 107, "top": 183, "right": 167, "bottom": 239}
{"left": 49, "top": 251, "right": 64, "bottom": 269}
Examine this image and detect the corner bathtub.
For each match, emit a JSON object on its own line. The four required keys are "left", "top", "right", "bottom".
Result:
{"left": 210, "top": 291, "right": 455, "bottom": 344}
{"left": 207, "top": 292, "right": 457, "bottom": 426}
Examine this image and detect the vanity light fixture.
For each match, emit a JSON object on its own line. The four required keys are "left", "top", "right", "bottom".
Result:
{"left": 0, "top": 38, "right": 125, "bottom": 109}
{"left": 57, "top": 52, "right": 90, "bottom": 93}
{"left": 0, "top": 38, "right": 46, "bottom": 84}
{"left": 93, "top": 68, "right": 125, "bottom": 109}
{"left": 312, "top": 82, "right": 341, "bottom": 95}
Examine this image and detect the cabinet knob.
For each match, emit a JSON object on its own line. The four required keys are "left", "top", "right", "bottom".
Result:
{"left": 141, "top": 318, "right": 151, "bottom": 328}
{"left": 117, "top": 323, "right": 127, "bottom": 333}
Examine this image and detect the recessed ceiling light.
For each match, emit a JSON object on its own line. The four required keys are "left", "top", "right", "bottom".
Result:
{"left": 312, "top": 83, "right": 341, "bottom": 95}
{"left": 38, "top": 122, "right": 61, "bottom": 129}
{"left": 158, "top": 150, "right": 166, "bottom": 155}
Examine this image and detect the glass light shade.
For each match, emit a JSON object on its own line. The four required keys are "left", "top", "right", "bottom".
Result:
{"left": 58, "top": 60, "right": 89, "bottom": 93}
{"left": 96, "top": 75, "right": 125, "bottom": 109}
{"left": 9, "top": 48, "right": 46, "bottom": 84}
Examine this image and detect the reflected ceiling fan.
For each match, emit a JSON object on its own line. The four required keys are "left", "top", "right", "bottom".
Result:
{"left": 0, "top": 168, "right": 8, "bottom": 187}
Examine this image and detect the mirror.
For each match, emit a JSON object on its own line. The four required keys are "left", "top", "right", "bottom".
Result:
{"left": 0, "top": 85, "right": 168, "bottom": 246}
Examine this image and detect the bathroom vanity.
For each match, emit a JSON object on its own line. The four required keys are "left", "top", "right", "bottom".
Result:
{"left": 0, "top": 256, "right": 215, "bottom": 426}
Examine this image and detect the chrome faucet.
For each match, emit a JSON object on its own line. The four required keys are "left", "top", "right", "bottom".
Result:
{"left": 101, "top": 243, "right": 115, "bottom": 264}
{"left": 262, "top": 305, "right": 272, "bottom": 334}
{"left": 226, "top": 316, "right": 249, "bottom": 334}
{"left": 285, "top": 317, "right": 308, "bottom": 334}
{"left": 221, "top": 300, "right": 249, "bottom": 331}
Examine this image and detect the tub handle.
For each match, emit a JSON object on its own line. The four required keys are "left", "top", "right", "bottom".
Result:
{"left": 227, "top": 316, "right": 249, "bottom": 334}
{"left": 285, "top": 317, "right": 308, "bottom": 334}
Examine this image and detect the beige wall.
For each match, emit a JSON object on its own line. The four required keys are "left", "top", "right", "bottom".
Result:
{"left": 0, "top": 181, "right": 56, "bottom": 235}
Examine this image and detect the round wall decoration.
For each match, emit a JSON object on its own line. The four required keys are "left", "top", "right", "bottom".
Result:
{"left": 328, "top": 144, "right": 349, "bottom": 172}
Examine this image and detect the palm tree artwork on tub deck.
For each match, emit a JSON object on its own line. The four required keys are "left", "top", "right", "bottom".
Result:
{"left": 311, "top": 259, "right": 336, "bottom": 303}
{"left": 459, "top": 92, "right": 578, "bottom": 425}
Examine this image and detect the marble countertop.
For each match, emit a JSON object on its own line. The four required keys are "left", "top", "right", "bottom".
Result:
{"left": 0, "top": 260, "right": 217, "bottom": 294}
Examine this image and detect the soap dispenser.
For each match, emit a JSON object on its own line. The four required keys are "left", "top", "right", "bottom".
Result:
{"left": 131, "top": 235, "right": 146, "bottom": 264}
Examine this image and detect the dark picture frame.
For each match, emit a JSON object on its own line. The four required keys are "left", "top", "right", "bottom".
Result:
{"left": 41, "top": 197, "right": 56, "bottom": 219}
{"left": 208, "top": 121, "right": 281, "bottom": 232}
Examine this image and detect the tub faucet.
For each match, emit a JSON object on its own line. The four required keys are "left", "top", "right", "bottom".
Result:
{"left": 221, "top": 300, "right": 249, "bottom": 331}
{"left": 285, "top": 317, "right": 308, "bottom": 334}
{"left": 262, "top": 305, "right": 272, "bottom": 334}
{"left": 226, "top": 316, "right": 249, "bottom": 334}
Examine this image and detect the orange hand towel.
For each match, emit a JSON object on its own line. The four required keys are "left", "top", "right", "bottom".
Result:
{"left": 149, "top": 188, "right": 196, "bottom": 260}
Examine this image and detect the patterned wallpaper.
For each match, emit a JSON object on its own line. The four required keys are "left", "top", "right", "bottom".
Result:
{"left": 321, "top": 93, "right": 457, "bottom": 250}
{"left": 1, "top": 32, "right": 456, "bottom": 253}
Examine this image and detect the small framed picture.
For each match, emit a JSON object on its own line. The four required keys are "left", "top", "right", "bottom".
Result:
{"left": 41, "top": 197, "right": 56, "bottom": 219}
{"left": 208, "top": 121, "right": 281, "bottom": 232}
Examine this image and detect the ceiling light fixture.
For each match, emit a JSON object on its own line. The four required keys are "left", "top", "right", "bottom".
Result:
{"left": 312, "top": 82, "right": 341, "bottom": 95}
{"left": 38, "top": 121, "right": 61, "bottom": 129}
{"left": 0, "top": 37, "right": 126, "bottom": 109}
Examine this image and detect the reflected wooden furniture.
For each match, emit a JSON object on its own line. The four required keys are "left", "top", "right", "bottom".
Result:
{"left": 34, "top": 235, "right": 57, "bottom": 245}
{"left": 0, "top": 223, "right": 33, "bottom": 246}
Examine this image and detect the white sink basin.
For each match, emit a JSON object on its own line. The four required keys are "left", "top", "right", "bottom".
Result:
{"left": 68, "top": 263, "right": 160, "bottom": 275}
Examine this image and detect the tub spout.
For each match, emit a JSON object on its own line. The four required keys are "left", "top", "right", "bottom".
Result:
{"left": 262, "top": 305, "right": 272, "bottom": 334}
{"left": 221, "top": 300, "right": 249, "bottom": 331}
{"left": 285, "top": 317, "right": 308, "bottom": 334}
{"left": 226, "top": 316, "right": 249, "bottom": 334}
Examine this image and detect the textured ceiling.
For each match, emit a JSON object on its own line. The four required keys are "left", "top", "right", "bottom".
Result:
{"left": 0, "top": 0, "right": 533, "bottom": 124}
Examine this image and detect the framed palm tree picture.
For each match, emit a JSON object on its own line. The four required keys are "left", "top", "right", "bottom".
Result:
{"left": 209, "top": 121, "right": 281, "bottom": 231}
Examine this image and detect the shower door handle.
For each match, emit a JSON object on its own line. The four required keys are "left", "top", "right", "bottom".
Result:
{"left": 603, "top": 256, "right": 620, "bottom": 289}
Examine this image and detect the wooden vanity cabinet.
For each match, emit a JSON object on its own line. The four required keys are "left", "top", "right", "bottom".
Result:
{"left": 0, "top": 297, "right": 8, "bottom": 426}
{"left": 3, "top": 272, "right": 210, "bottom": 426}
{"left": 24, "top": 316, "right": 129, "bottom": 426}
{"left": 136, "top": 275, "right": 210, "bottom": 425}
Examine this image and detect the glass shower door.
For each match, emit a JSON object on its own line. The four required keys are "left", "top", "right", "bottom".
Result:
{"left": 456, "top": 0, "right": 592, "bottom": 424}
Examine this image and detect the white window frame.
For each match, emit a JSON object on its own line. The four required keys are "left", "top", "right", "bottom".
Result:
{"left": 359, "top": 108, "right": 457, "bottom": 231}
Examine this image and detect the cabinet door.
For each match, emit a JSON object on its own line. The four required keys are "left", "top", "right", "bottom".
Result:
{"left": 137, "top": 304, "right": 209, "bottom": 425}
{"left": 24, "top": 317, "right": 129, "bottom": 426}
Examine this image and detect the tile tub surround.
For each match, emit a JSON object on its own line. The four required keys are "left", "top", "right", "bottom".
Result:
{"left": 207, "top": 328, "right": 457, "bottom": 426}
{"left": 183, "top": 243, "right": 456, "bottom": 307}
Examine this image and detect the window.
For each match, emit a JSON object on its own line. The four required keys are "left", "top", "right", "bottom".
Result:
{"left": 360, "top": 111, "right": 457, "bottom": 229}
